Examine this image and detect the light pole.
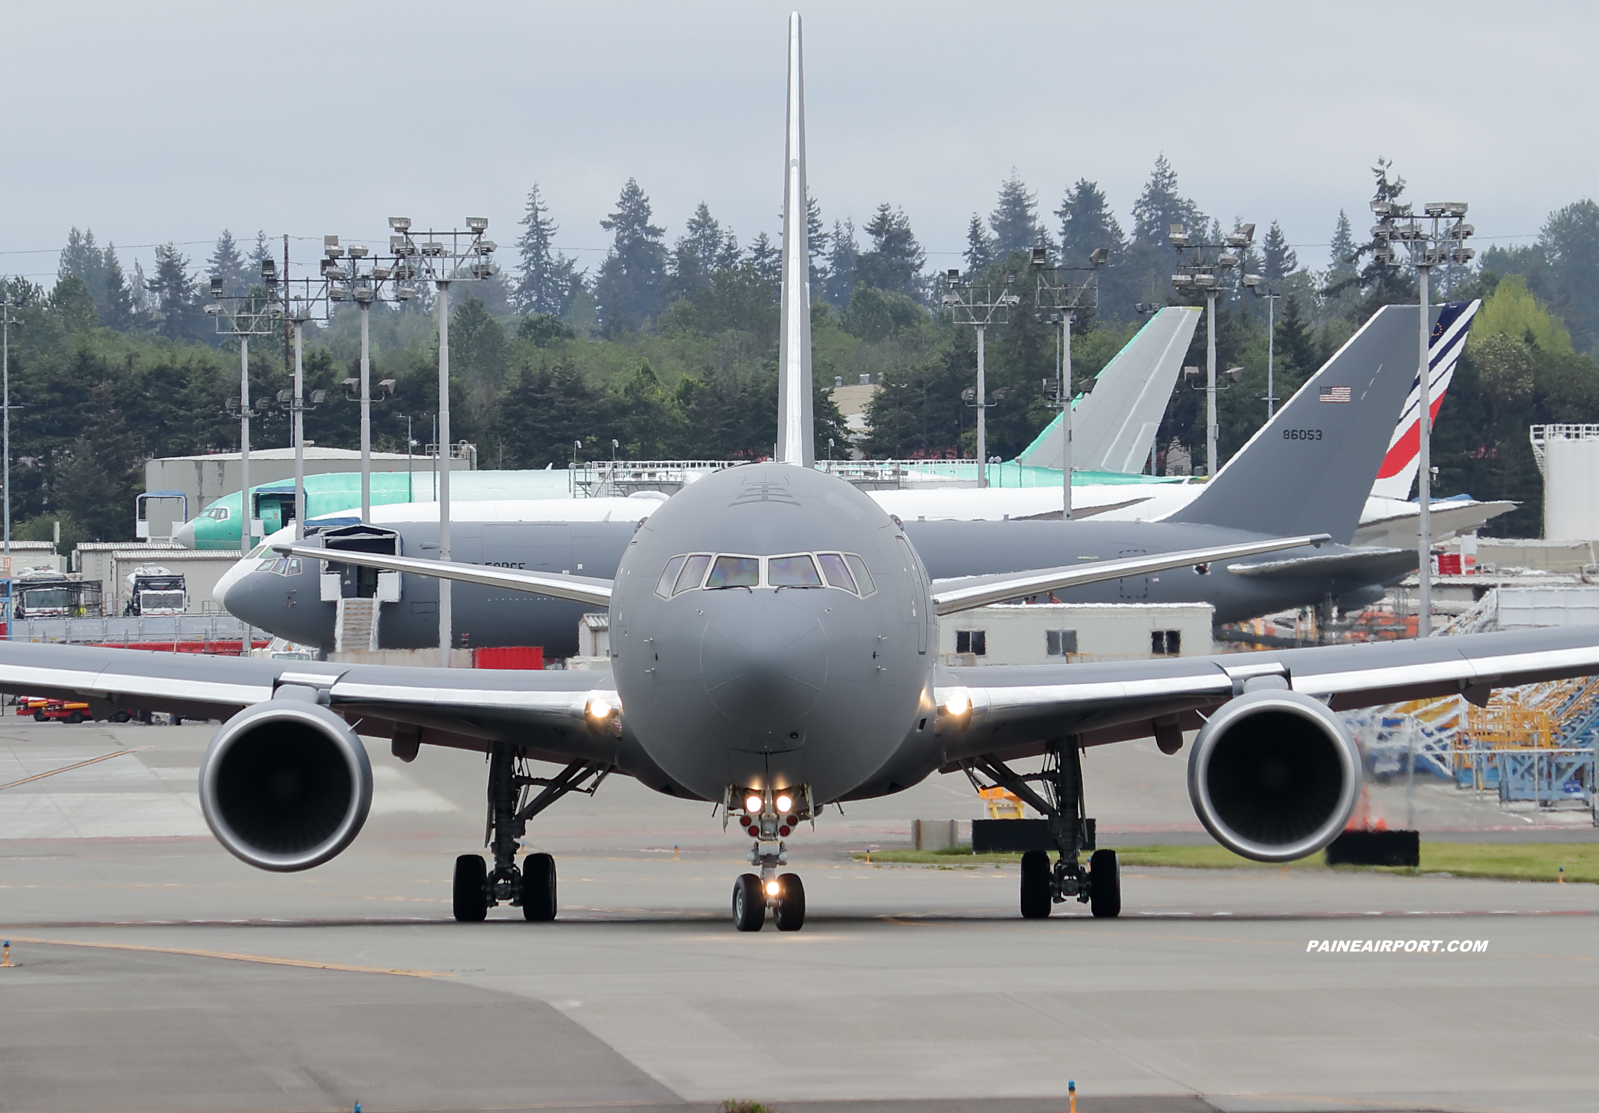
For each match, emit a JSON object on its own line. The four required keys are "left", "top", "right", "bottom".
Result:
{"left": 204, "top": 262, "right": 286, "bottom": 558}
{"left": 1031, "top": 246, "right": 1107, "bottom": 518}
{"left": 1169, "top": 223, "right": 1260, "bottom": 477}
{"left": 1371, "top": 199, "right": 1474, "bottom": 638}
{"left": 275, "top": 279, "right": 330, "bottom": 540}
{"left": 1, "top": 289, "right": 20, "bottom": 562}
{"left": 1250, "top": 287, "right": 1283, "bottom": 419}
{"left": 386, "top": 216, "right": 497, "bottom": 666}
{"left": 941, "top": 269, "right": 1020, "bottom": 487}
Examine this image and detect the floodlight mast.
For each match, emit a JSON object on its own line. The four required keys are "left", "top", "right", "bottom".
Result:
{"left": 207, "top": 279, "right": 287, "bottom": 562}
{"left": 386, "top": 216, "right": 496, "bottom": 666}
{"left": 280, "top": 276, "right": 333, "bottom": 540}
{"left": 942, "top": 271, "right": 1022, "bottom": 487}
{"left": 1, "top": 289, "right": 19, "bottom": 570}
{"left": 1169, "top": 222, "right": 1259, "bottom": 478}
{"left": 1032, "top": 246, "right": 1106, "bottom": 518}
{"left": 1371, "top": 198, "right": 1473, "bottom": 638}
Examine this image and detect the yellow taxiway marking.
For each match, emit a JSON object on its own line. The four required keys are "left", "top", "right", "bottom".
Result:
{"left": 5, "top": 935, "right": 451, "bottom": 979}
{"left": 0, "top": 746, "right": 148, "bottom": 791}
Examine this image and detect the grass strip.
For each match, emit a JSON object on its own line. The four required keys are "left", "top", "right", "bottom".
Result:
{"left": 852, "top": 842, "right": 1599, "bottom": 883}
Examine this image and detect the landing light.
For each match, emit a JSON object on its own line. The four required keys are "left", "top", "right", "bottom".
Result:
{"left": 587, "top": 696, "right": 613, "bottom": 719}
{"left": 943, "top": 689, "right": 972, "bottom": 716}
{"left": 745, "top": 794, "right": 763, "bottom": 814}
{"left": 765, "top": 880, "right": 781, "bottom": 897}
{"left": 775, "top": 794, "right": 793, "bottom": 813}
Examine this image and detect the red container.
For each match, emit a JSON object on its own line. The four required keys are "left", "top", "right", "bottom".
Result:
{"left": 1436, "top": 554, "right": 1462, "bottom": 575}
{"left": 474, "top": 646, "right": 544, "bottom": 670}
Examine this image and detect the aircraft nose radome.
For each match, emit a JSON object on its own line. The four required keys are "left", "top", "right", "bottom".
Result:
{"left": 173, "top": 520, "right": 197, "bottom": 549}
{"left": 221, "top": 572, "right": 268, "bottom": 625}
{"left": 700, "top": 595, "right": 827, "bottom": 724}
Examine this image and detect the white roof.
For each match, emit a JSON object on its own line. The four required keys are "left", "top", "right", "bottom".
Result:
{"left": 156, "top": 448, "right": 414, "bottom": 462}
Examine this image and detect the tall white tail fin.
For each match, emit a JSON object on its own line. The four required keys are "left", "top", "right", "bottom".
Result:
{"left": 776, "top": 11, "right": 814, "bottom": 466}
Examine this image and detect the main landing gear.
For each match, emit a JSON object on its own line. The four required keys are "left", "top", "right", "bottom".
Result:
{"left": 451, "top": 743, "right": 610, "bottom": 923}
{"left": 965, "top": 739, "right": 1121, "bottom": 920}
{"left": 727, "top": 785, "right": 810, "bottom": 932}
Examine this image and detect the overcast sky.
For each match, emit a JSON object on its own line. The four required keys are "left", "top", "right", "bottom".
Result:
{"left": 1, "top": 1, "right": 1590, "bottom": 286}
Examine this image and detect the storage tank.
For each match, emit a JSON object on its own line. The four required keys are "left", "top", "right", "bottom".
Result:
{"left": 1531, "top": 425, "right": 1599, "bottom": 540}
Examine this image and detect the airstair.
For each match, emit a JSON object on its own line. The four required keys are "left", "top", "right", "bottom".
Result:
{"left": 335, "top": 597, "right": 380, "bottom": 653}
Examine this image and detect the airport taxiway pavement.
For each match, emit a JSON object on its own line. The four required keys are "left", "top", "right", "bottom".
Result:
{"left": 2, "top": 717, "right": 1597, "bottom": 1113}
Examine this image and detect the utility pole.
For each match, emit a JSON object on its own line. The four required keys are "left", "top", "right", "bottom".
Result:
{"left": 278, "top": 276, "right": 331, "bottom": 540}
{"left": 1, "top": 289, "right": 19, "bottom": 560}
{"left": 940, "top": 269, "right": 1020, "bottom": 488}
{"left": 1371, "top": 200, "right": 1474, "bottom": 638}
{"left": 1169, "top": 223, "right": 1261, "bottom": 477}
{"left": 386, "top": 217, "right": 496, "bottom": 665}
{"left": 1031, "top": 246, "right": 1107, "bottom": 518}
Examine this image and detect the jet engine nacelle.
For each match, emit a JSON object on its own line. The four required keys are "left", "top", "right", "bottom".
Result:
{"left": 1187, "top": 687, "right": 1360, "bottom": 862}
{"left": 199, "top": 699, "right": 373, "bottom": 872}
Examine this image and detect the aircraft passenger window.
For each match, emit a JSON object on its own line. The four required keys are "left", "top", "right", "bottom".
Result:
{"left": 843, "top": 553, "right": 875, "bottom": 596}
{"left": 705, "top": 555, "right": 760, "bottom": 589}
{"left": 655, "top": 555, "right": 687, "bottom": 598}
{"left": 673, "top": 554, "right": 712, "bottom": 595}
{"left": 768, "top": 554, "right": 823, "bottom": 588}
{"left": 816, "top": 552, "right": 857, "bottom": 593}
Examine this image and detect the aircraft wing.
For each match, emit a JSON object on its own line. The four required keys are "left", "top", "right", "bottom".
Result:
{"left": 931, "top": 625, "right": 1599, "bottom": 763}
{"left": 930, "top": 533, "right": 1329, "bottom": 616}
{"left": 0, "top": 642, "right": 616, "bottom": 764}
{"left": 1224, "top": 546, "right": 1417, "bottom": 584}
{"left": 275, "top": 542, "right": 614, "bottom": 609}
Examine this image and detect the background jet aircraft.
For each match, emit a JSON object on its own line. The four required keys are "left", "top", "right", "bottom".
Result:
{"left": 5, "top": 13, "right": 1588, "bottom": 937}
{"left": 224, "top": 300, "right": 1432, "bottom": 652}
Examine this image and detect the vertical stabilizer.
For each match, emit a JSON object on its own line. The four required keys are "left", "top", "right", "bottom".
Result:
{"left": 1368, "top": 299, "right": 1480, "bottom": 500}
{"left": 1015, "top": 306, "right": 1201, "bottom": 473}
{"left": 776, "top": 11, "right": 814, "bottom": 466}
{"left": 1168, "top": 304, "right": 1428, "bottom": 544}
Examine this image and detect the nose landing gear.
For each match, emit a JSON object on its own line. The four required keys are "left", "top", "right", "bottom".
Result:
{"left": 727, "top": 785, "right": 810, "bottom": 932}
{"left": 965, "top": 739, "right": 1121, "bottom": 920}
{"left": 450, "top": 744, "right": 610, "bottom": 923}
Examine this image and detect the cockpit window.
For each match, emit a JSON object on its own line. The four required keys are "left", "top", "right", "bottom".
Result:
{"left": 706, "top": 554, "right": 760, "bottom": 589}
{"left": 673, "top": 553, "right": 712, "bottom": 595}
{"left": 844, "top": 553, "right": 876, "bottom": 596}
{"left": 203, "top": 506, "right": 230, "bottom": 520}
{"left": 768, "top": 554, "right": 823, "bottom": 588}
{"left": 816, "top": 552, "right": 857, "bottom": 592}
{"left": 655, "top": 555, "right": 687, "bottom": 598}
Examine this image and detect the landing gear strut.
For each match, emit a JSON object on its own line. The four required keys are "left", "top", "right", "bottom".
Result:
{"left": 451, "top": 743, "right": 610, "bottom": 923}
{"left": 966, "top": 738, "right": 1121, "bottom": 919}
{"left": 727, "top": 785, "right": 810, "bottom": 932}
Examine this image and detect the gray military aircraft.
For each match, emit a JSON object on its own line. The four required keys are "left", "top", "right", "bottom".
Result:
{"left": 221, "top": 297, "right": 1431, "bottom": 654}
{"left": 4, "top": 13, "right": 1594, "bottom": 933}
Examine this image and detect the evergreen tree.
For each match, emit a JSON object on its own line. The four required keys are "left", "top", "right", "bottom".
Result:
{"left": 854, "top": 204, "right": 924, "bottom": 298}
{"left": 1344, "top": 158, "right": 1417, "bottom": 315}
{"left": 1533, "top": 199, "right": 1599, "bottom": 352}
{"left": 746, "top": 232, "right": 781, "bottom": 298}
{"left": 1056, "top": 179, "right": 1125, "bottom": 266}
{"left": 53, "top": 381, "right": 141, "bottom": 541}
{"left": 1131, "top": 154, "right": 1205, "bottom": 247}
{"left": 988, "top": 170, "right": 1046, "bottom": 255}
{"left": 207, "top": 230, "right": 249, "bottom": 296}
{"left": 513, "top": 184, "right": 583, "bottom": 317}
{"left": 664, "top": 202, "right": 725, "bottom": 302}
{"left": 963, "top": 214, "right": 994, "bottom": 276}
{"left": 248, "top": 230, "right": 275, "bottom": 278}
{"left": 806, "top": 193, "right": 828, "bottom": 293}
{"left": 148, "top": 243, "right": 201, "bottom": 341}
{"left": 822, "top": 218, "right": 858, "bottom": 308}
{"left": 1261, "top": 220, "right": 1297, "bottom": 280}
{"left": 1327, "top": 210, "right": 1358, "bottom": 279}
{"left": 450, "top": 296, "right": 508, "bottom": 389}
{"left": 58, "top": 228, "right": 106, "bottom": 311}
{"left": 100, "top": 243, "right": 135, "bottom": 330}
{"left": 50, "top": 275, "right": 98, "bottom": 333}
{"left": 593, "top": 178, "right": 666, "bottom": 333}
{"left": 131, "top": 259, "right": 151, "bottom": 317}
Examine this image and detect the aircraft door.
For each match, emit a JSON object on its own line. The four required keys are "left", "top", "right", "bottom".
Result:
{"left": 895, "top": 536, "right": 929, "bottom": 655}
{"left": 1118, "top": 548, "right": 1150, "bottom": 600}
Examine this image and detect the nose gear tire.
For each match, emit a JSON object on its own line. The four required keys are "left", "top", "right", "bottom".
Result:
{"left": 774, "top": 872, "right": 806, "bottom": 931}
{"left": 1090, "top": 848, "right": 1121, "bottom": 918}
{"left": 732, "top": 872, "right": 765, "bottom": 931}
{"left": 521, "top": 852, "right": 557, "bottom": 922}
{"left": 452, "top": 854, "right": 488, "bottom": 922}
{"left": 1020, "top": 850, "right": 1052, "bottom": 919}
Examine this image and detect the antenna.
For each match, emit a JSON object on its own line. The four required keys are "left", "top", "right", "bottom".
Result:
{"left": 776, "top": 11, "right": 814, "bottom": 467}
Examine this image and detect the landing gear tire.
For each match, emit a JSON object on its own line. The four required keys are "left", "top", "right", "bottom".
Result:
{"left": 521, "top": 852, "right": 557, "bottom": 922}
{"left": 452, "top": 854, "right": 488, "bottom": 922}
{"left": 773, "top": 872, "right": 805, "bottom": 932}
{"left": 732, "top": 872, "right": 765, "bottom": 932}
{"left": 110, "top": 710, "right": 131, "bottom": 723}
{"left": 1090, "top": 848, "right": 1121, "bottom": 919}
{"left": 1020, "top": 850, "right": 1052, "bottom": 919}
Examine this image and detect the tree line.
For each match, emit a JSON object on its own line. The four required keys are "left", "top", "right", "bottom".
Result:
{"left": 16, "top": 153, "right": 1599, "bottom": 544}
